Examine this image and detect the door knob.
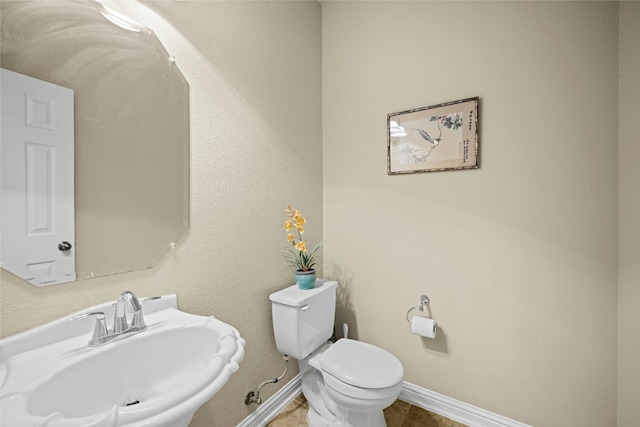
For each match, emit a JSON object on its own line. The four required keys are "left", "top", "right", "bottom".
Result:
{"left": 58, "top": 241, "right": 72, "bottom": 252}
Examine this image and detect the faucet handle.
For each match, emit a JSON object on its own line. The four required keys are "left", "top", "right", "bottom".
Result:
{"left": 110, "top": 295, "right": 161, "bottom": 307}
{"left": 71, "top": 311, "right": 108, "bottom": 345}
{"left": 139, "top": 296, "right": 161, "bottom": 304}
{"left": 129, "top": 296, "right": 160, "bottom": 331}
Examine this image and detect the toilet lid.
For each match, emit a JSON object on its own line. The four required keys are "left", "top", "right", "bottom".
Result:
{"left": 320, "top": 339, "right": 403, "bottom": 389}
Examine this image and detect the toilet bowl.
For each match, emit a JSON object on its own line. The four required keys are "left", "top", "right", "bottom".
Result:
{"left": 320, "top": 338, "right": 403, "bottom": 426}
{"left": 270, "top": 280, "right": 404, "bottom": 427}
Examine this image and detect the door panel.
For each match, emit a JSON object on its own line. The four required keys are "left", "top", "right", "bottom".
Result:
{"left": 1, "top": 68, "right": 75, "bottom": 286}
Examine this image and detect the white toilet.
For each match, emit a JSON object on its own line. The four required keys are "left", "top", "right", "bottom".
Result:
{"left": 270, "top": 280, "right": 403, "bottom": 427}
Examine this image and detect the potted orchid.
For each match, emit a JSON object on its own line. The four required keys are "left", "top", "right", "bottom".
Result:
{"left": 282, "top": 205, "right": 323, "bottom": 289}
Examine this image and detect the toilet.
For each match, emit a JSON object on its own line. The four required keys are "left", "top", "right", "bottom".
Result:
{"left": 269, "top": 280, "right": 403, "bottom": 427}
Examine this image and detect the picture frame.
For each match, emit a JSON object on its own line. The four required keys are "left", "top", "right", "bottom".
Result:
{"left": 387, "top": 97, "right": 479, "bottom": 175}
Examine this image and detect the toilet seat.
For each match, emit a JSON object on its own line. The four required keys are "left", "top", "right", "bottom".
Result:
{"left": 323, "top": 370, "right": 403, "bottom": 401}
{"left": 320, "top": 339, "right": 403, "bottom": 392}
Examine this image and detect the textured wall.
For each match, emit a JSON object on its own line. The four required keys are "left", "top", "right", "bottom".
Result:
{"left": 618, "top": 2, "right": 640, "bottom": 426}
{"left": 322, "top": 2, "right": 619, "bottom": 426}
{"left": 0, "top": 2, "right": 322, "bottom": 426}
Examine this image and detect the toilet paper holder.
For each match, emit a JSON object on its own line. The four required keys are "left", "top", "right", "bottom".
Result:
{"left": 405, "top": 294, "right": 430, "bottom": 323}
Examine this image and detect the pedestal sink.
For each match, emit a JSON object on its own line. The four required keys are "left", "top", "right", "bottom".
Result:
{"left": 0, "top": 294, "right": 245, "bottom": 427}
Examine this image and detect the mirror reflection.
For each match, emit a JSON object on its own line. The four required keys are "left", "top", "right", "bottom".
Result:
{"left": 1, "top": 0, "right": 189, "bottom": 286}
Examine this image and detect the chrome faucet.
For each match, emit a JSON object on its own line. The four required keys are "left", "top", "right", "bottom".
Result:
{"left": 113, "top": 291, "right": 145, "bottom": 334}
{"left": 71, "top": 291, "right": 160, "bottom": 346}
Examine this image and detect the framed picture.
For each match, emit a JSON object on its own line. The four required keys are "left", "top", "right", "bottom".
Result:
{"left": 387, "top": 97, "right": 479, "bottom": 175}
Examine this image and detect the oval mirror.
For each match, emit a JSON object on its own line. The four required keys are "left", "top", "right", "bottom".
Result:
{"left": 0, "top": 0, "right": 189, "bottom": 286}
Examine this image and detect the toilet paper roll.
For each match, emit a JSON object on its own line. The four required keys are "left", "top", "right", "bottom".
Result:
{"left": 411, "top": 316, "right": 437, "bottom": 339}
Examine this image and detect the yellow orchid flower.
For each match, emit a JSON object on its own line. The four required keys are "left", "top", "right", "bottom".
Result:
{"left": 283, "top": 205, "right": 323, "bottom": 274}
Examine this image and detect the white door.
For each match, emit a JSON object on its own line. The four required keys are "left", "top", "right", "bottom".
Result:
{"left": 1, "top": 68, "right": 75, "bottom": 286}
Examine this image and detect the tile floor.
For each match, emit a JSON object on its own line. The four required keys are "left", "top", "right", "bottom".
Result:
{"left": 266, "top": 394, "right": 468, "bottom": 427}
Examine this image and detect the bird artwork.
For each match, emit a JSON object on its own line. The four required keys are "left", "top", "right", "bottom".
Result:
{"left": 387, "top": 97, "right": 479, "bottom": 175}
{"left": 400, "top": 113, "right": 463, "bottom": 162}
{"left": 416, "top": 129, "right": 441, "bottom": 148}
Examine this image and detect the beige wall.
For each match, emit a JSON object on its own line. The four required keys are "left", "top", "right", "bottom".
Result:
{"left": 322, "top": 2, "right": 619, "bottom": 426}
{"left": 0, "top": 2, "right": 322, "bottom": 426}
{"left": 2, "top": 2, "right": 637, "bottom": 427}
{"left": 618, "top": 2, "right": 640, "bottom": 426}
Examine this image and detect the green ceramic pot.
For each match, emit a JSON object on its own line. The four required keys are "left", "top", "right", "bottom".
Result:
{"left": 295, "top": 270, "right": 316, "bottom": 290}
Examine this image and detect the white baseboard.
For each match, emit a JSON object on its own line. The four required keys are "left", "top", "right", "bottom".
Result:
{"left": 236, "top": 374, "right": 302, "bottom": 427}
{"left": 236, "top": 376, "right": 530, "bottom": 427}
{"left": 400, "top": 381, "right": 531, "bottom": 427}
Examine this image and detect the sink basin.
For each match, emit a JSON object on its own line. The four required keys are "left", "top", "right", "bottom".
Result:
{"left": 0, "top": 294, "right": 245, "bottom": 427}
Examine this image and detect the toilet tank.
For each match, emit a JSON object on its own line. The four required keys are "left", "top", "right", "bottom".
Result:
{"left": 269, "top": 280, "right": 337, "bottom": 359}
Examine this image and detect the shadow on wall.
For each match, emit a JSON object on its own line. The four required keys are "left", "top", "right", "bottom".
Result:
{"left": 421, "top": 327, "right": 450, "bottom": 355}
{"left": 328, "top": 260, "right": 450, "bottom": 356}
{"left": 325, "top": 262, "right": 358, "bottom": 340}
